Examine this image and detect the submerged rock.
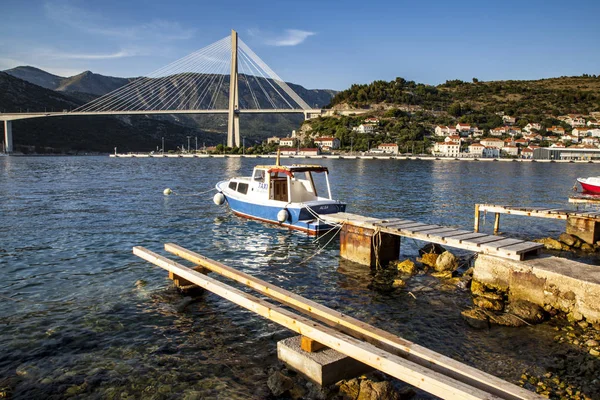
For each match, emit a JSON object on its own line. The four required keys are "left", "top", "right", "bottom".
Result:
{"left": 492, "top": 313, "right": 528, "bottom": 327}
{"left": 392, "top": 279, "right": 406, "bottom": 289}
{"left": 473, "top": 295, "right": 504, "bottom": 311}
{"left": 434, "top": 251, "right": 458, "bottom": 272}
{"left": 393, "top": 259, "right": 416, "bottom": 275}
{"left": 506, "top": 300, "right": 546, "bottom": 324}
{"left": 559, "top": 233, "right": 581, "bottom": 248}
{"left": 358, "top": 379, "right": 399, "bottom": 400}
{"left": 581, "top": 243, "right": 595, "bottom": 252}
{"left": 418, "top": 243, "right": 446, "bottom": 256}
{"left": 267, "top": 371, "right": 294, "bottom": 396}
{"left": 534, "top": 237, "right": 564, "bottom": 251}
{"left": 417, "top": 253, "right": 438, "bottom": 268}
{"left": 461, "top": 308, "right": 490, "bottom": 329}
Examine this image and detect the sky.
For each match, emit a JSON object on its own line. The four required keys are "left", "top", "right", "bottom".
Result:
{"left": 1, "top": 0, "right": 599, "bottom": 90}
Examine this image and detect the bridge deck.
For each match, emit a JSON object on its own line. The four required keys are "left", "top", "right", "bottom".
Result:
{"left": 320, "top": 212, "right": 543, "bottom": 261}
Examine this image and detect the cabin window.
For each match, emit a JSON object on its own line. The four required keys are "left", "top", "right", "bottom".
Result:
{"left": 229, "top": 181, "right": 238, "bottom": 190}
{"left": 237, "top": 183, "right": 249, "bottom": 195}
{"left": 253, "top": 170, "right": 265, "bottom": 182}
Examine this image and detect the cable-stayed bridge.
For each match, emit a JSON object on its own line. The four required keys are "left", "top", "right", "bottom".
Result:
{"left": 1, "top": 30, "right": 323, "bottom": 152}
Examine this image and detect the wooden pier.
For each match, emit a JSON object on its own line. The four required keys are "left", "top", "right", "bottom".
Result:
{"left": 320, "top": 212, "right": 543, "bottom": 263}
{"left": 475, "top": 204, "right": 600, "bottom": 244}
{"left": 133, "top": 244, "right": 541, "bottom": 399}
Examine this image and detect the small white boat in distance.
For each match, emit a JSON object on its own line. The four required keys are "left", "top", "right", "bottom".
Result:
{"left": 214, "top": 152, "right": 346, "bottom": 234}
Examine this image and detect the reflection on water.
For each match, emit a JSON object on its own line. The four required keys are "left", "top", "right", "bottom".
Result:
{"left": 1, "top": 156, "right": 599, "bottom": 398}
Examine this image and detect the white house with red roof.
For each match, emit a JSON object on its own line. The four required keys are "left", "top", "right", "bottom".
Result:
{"left": 565, "top": 115, "right": 586, "bottom": 127}
{"left": 364, "top": 117, "right": 380, "bottom": 124}
{"left": 456, "top": 123, "right": 471, "bottom": 132}
{"left": 521, "top": 148, "right": 534, "bottom": 159}
{"left": 480, "top": 138, "right": 504, "bottom": 149}
{"left": 468, "top": 143, "right": 485, "bottom": 156}
{"left": 434, "top": 125, "right": 449, "bottom": 136}
{"left": 377, "top": 143, "right": 399, "bottom": 154}
{"left": 571, "top": 127, "right": 589, "bottom": 138}
{"left": 523, "top": 123, "right": 542, "bottom": 132}
{"left": 314, "top": 137, "right": 340, "bottom": 150}
{"left": 502, "top": 115, "right": 516, "bottom": 125}
{"left": 433, "top": 141, "right": 460, "bottom": 157}
{"left": 490, "top": 127, "right": 506, "bottom": 137}
{"left": 561, "top": 135, "right": 577, "bottom": 143}
{"left": 502, "top": 146, "right": 519, "bottom": 156}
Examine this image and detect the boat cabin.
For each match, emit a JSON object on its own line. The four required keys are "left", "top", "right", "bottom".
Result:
{"left": 228, "top": 164, "right": 332, "bottom": 204}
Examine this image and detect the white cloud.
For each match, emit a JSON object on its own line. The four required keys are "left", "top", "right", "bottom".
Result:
{"left": 43, "top": 1, "right": 195, "bottom": 42}
{"left": 48, "top": 50, "right": 137, "bottom": 60}
{"left": 248, "top": 28, "right": 316, "bottom": 47}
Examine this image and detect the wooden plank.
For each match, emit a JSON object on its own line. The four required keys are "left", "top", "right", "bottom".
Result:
{"left": 133, "top": 246, "right": 508, "bottom": 400}
{"left": 418, "top": 227, "right": 460, "bottom": 236}
{"left": 386, "top": 222, "right": 427, "bottom": 230}
{"left": 301, "top": 336, "right": 327, "bottom": 353}
{"left": 162, "top": 244, "right": 537, "bottom": 400}
{"left": 376, "top": 219, "right": 416, "bottom": 228}
{"left": 402, "top": 224, "right": 442, "bottom": 233}
{"left": 499, "top": 242, "right": 545, "bottom": 254}
{"left": 450, "top": 232, "right": 489, "bottom": 241}
{"left": 463, "top": 236, "right": 508, "bottom": 246}
{"left": 439, "top": 230, "right": 472, "bottom": 238}
{"left": 482, "top": 238, "right": 526, "bottom": 250}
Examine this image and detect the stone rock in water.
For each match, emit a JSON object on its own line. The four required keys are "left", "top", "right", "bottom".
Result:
{"left": 394, "top": 259, "right": 416, "bottom": 275}
{"left": 581, "top": 243, "right": 595, "bottom": 252}
{"left": 473, "top": 295, "right": 504, "bottom": 311}
{"left": 435, "top": 251, "right": 458, "bottom": 272}
{"left": 392, "top": 279, "right": 405, "bottom": 288}
{"left": 534, "top": 237, "right": 563, "bottom": 250}
{"left": 493, "top": 313, "right": 528, "bottom": 327}
{"left": 506, "top": 300, "right": 546, "bottom": 324}
{"left": 418, "top": 243, "right": 446, "bottom": 256}
{"left": 267, "top": 371, "right": 294, "bottom": 396}
{"left": 417, "top": 253, "right": 438, "bottom": 267}
{"left": 358, "top": 379, "right": 399, "bottom": 400}
{"left": 461, "top": 308, "right": 490, "bottom": 329}
{"left": 559, "top": 232, "right": 580, "bottom": 247}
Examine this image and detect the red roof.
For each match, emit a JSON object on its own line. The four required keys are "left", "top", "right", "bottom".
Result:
{"left": 379, "top": 143, "right": 398, "bottom": 147}
{"left": 315, "top": 137, "right": 336, "bottom": 141}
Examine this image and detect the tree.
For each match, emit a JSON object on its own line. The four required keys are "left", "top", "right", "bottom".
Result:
{"left": 472, "top": 78, "right": 479, "bottom": 83}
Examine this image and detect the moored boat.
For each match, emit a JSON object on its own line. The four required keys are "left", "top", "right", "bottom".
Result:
{"left": 577, "top": 177, "right": 600, "bottom": 194}
{"left": 214, "top": 153, "right": 346, "bottom": 234}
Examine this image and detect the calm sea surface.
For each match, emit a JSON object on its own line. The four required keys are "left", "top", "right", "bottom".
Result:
{"left": 1, "top": 156, "right": 599, "bottom": 399}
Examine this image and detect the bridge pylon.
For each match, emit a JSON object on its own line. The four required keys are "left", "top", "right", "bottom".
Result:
{"left": 227, "top": 30, "right": 240, "bottom": 148}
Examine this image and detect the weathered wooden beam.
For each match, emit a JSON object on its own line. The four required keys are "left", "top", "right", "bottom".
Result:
{"left": 163, "top": 243, "right": 538, "bottom": 400}
{"left": 301, "top": 336, "right": 327, "bottom": 353}
{"left": 474, "top": 204, "right": 480, "bottom": 232}
{"left": 133, "top": 246, "right": 500, "bottom": 399}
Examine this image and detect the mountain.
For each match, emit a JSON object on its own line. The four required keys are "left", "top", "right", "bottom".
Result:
{"left": 1, "top": 66, "right": 338, "bottom": 151}
{"left": 4, "top": 66, "right": 64, "bottom": 90}
{"left": 4, "top": 66, "right": 134, "bottom": 96}
{"left": 0, "top": 72, "right": 222, "bottom": 153}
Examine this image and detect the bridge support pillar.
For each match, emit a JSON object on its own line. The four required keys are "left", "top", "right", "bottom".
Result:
{"left": 227, "top": 29, "right": 240, "bottom": 148}
{"left": 4, "top": 120, "right": 13, "bottom": 153}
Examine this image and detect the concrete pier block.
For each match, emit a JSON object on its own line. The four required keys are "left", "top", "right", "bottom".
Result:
{"left": 277, "top": 336, "right": 372, "bottom": 386}
{"left": 473, "top": 254, "right": 600, "bottom": 322}
{"left": 340, "top": 224, "right": 400, "bottom": 267}
{"left": 566, "top": 216, "right": 600, "bottom": 244}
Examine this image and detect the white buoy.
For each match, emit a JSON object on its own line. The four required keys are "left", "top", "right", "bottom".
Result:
{"left": 277, "top": 209, "right": 289, "bottom": 223}
{"left": 163, "top": 188, "right": 173, "bottom": 196}
{"left": 213, "top": 192, "right": 225, "bottom": 205}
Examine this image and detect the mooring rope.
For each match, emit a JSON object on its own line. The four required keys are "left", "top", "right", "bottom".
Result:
{"left": 298, "top": 222, "right": 345, "bottom": 266}
{"left": 164, "top": 188, "right": 217, "bottom": 197}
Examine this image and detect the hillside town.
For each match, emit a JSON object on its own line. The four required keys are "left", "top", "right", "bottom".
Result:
{"left": 264, "top": 111, "right": 600, "bottom": 160}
